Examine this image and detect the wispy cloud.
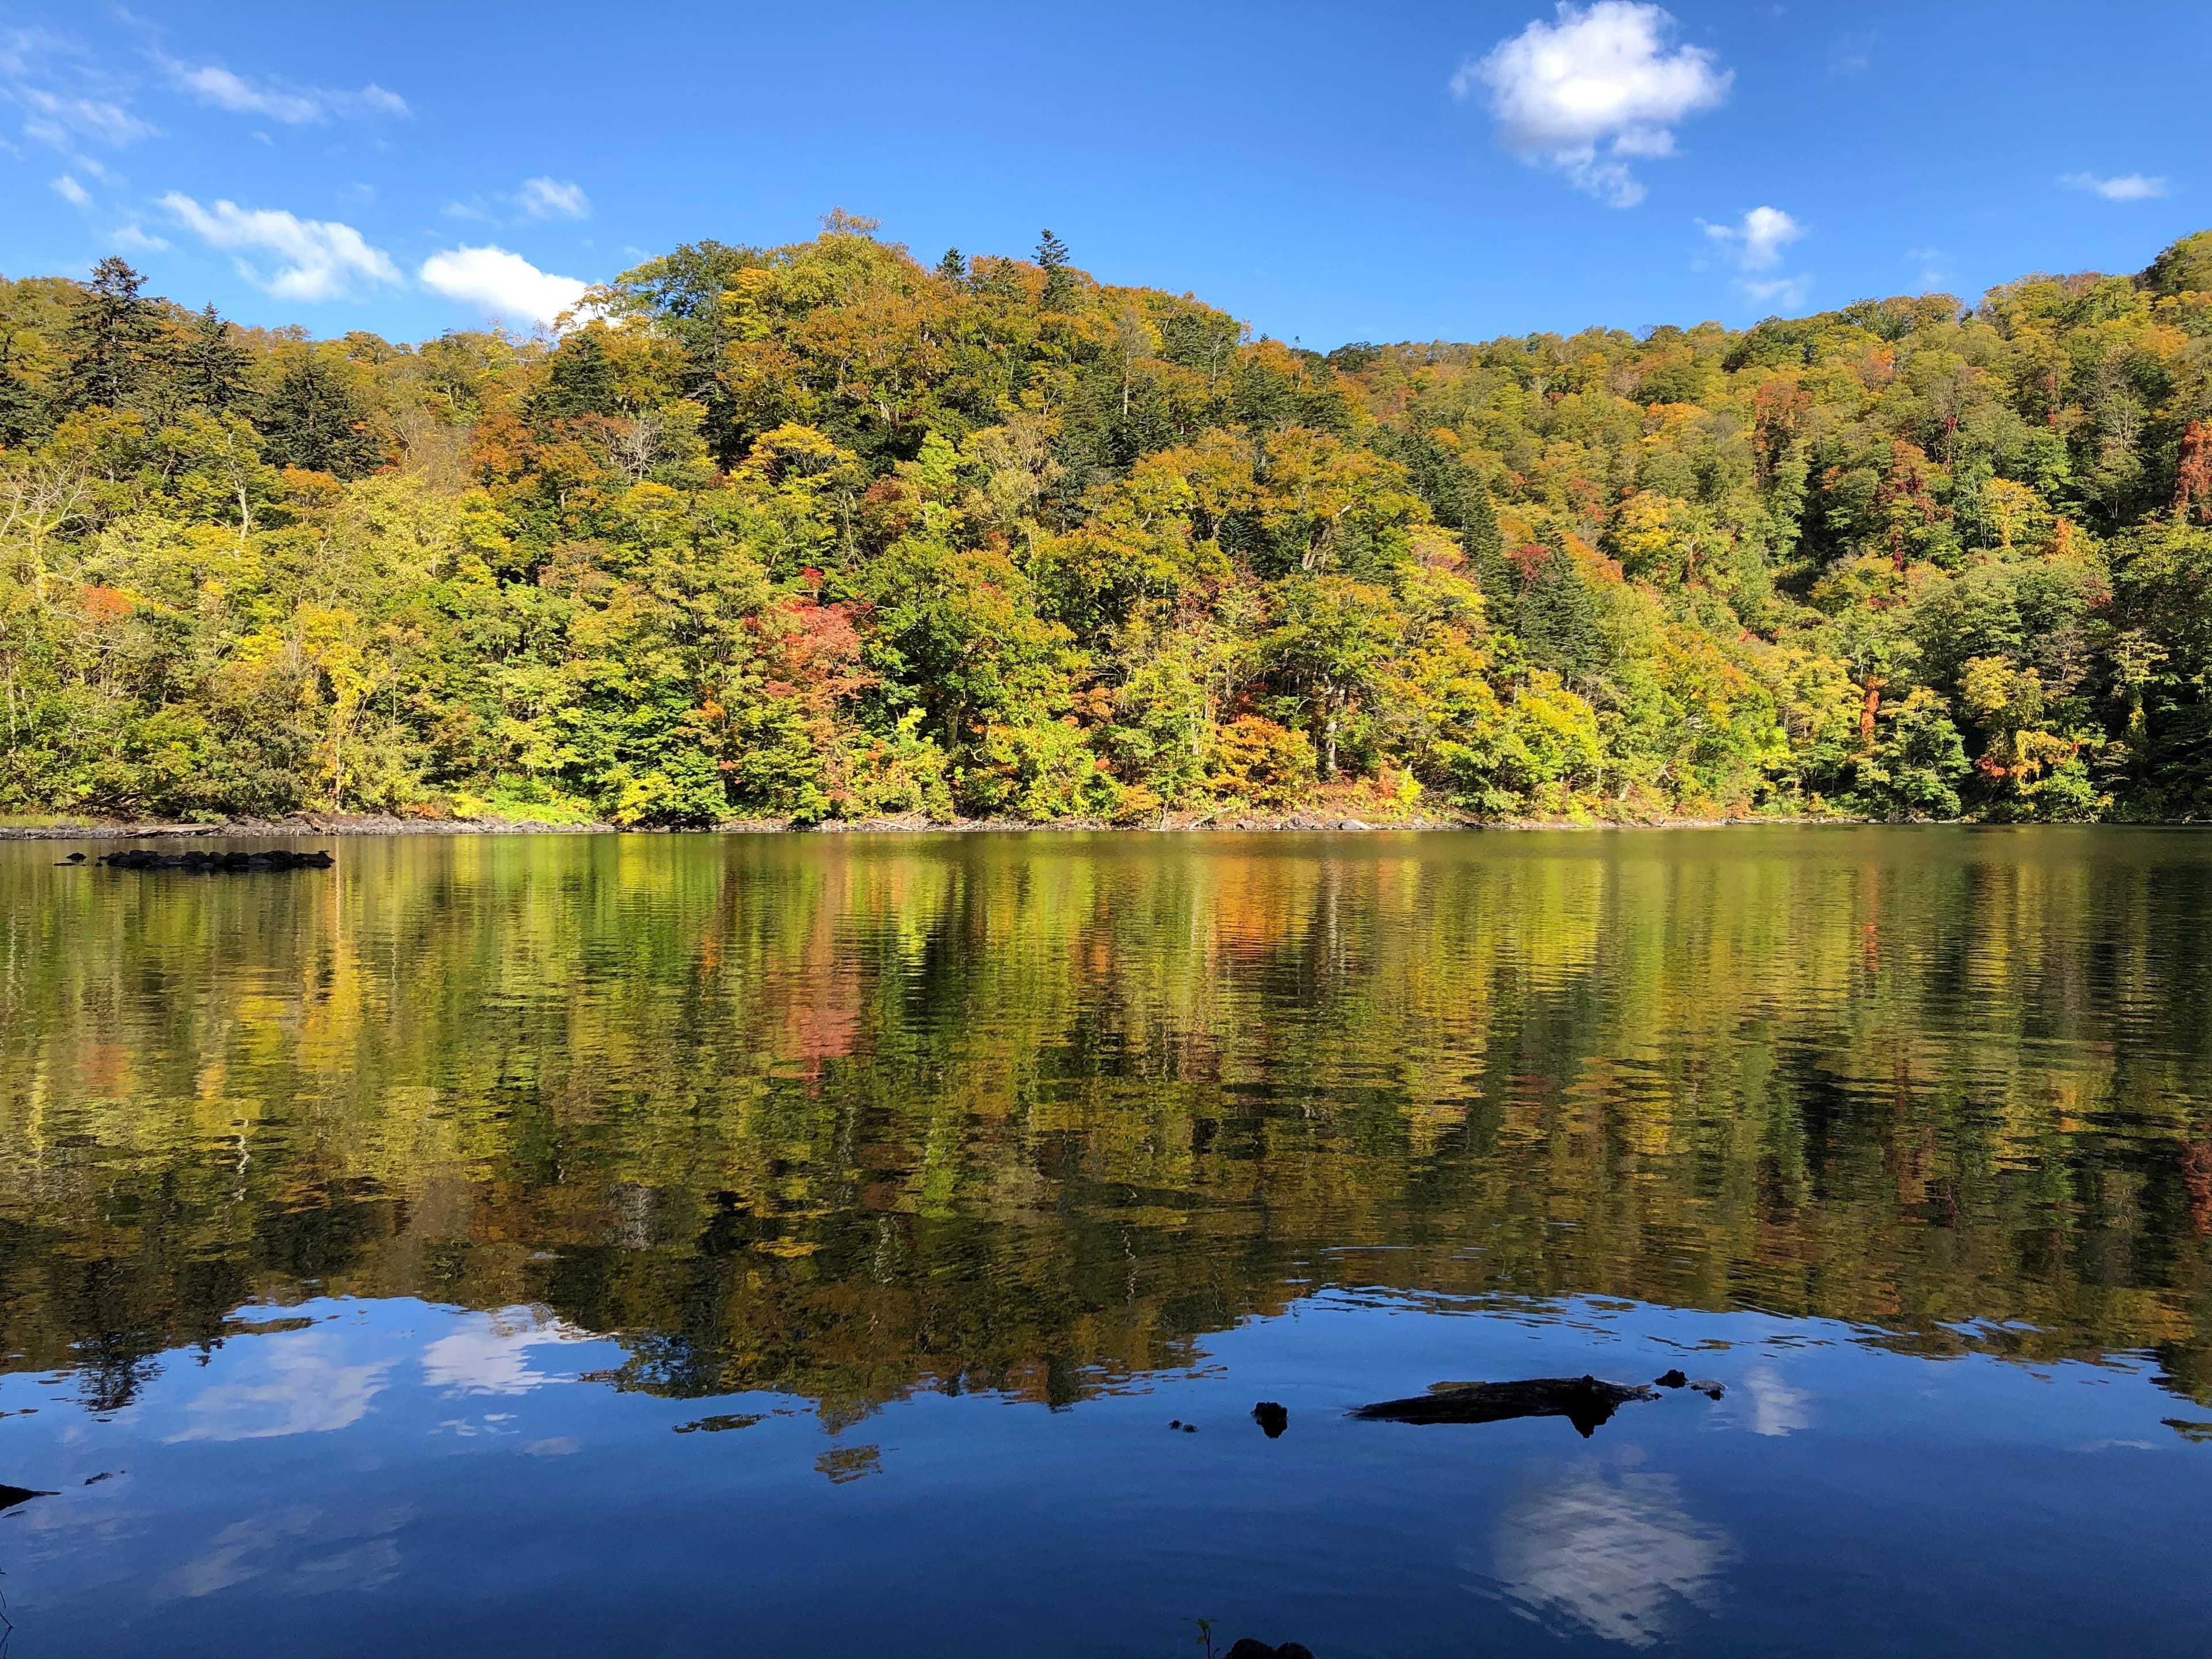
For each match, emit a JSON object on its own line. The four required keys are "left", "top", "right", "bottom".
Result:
{"left": 419, "top": 245, "right": 590, "bottom": 328}
{"left": 161, "top": 57, "right": 408, "bottom": 125}
{"left": 1906, "top": 246, "right": 1953, "bottom": 291}
{"left": 518, "top": 177, "right": 590, "bottom": 221}
{"left": 161, "top": 193, "right": 402, "bottom": 301}
{"left": 11, "top": 84, "right": 153, "bottom": 147}
{"left": 1455, "top": 2, "right": 1730, "bottom": 207}
{"left": 50, "top": 171, "right": 88, "bottom": 206}
{"left": 2059, "top": 171, "right": 2169, "bottom": 202}
{"left": 0, "top": 26, "right": 154, "bottom": 150}
{"left": 1700, "top": 206, "right": 1812, "bottom": 312}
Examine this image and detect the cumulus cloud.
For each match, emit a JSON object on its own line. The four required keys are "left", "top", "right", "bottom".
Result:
{"left": 2059, "top": 171, "right": 2168, "bottom": 202}
{"left": 160, "top": 192, "right": 402, "bottom": 301}
{"left": 518, "top": 176, "right": 590, "bottom": 220}
{"left": 1702, "top": 205, "right": 1803, "bottom": 271}
{"left": 420, "top": 245, "right": 591, "bottom": 328}
{"left": 1456, "top": 2, "right": 1730, "bottom": 207}
{"left": 163, "top": 57, "right": 408, "bottom": 124}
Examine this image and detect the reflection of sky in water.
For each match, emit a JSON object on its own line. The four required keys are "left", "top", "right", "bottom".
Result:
{"left": 168, "top": 1339, "right": 393, "bottom": 1442}
{"left": 1742, "top": 1366, "right": 1812, "bottom": 1438}
{"left": 2, "top": 1293, "right": 2210, "bottom": 1656}
{"left": 1479, "top": 1466, "right": 1737, "bottom": 1648}
{"left": 418, "top": 1305, "right": 594, "bottom": 1396}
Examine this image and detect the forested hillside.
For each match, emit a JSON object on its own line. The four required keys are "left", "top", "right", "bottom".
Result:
{"left": 3, "top": 217, "right": 2210, "bottom": 826}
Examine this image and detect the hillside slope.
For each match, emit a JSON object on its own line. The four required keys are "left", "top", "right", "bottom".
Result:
{"left": 3, "top": 221, "right": 2209, "bottom": 825}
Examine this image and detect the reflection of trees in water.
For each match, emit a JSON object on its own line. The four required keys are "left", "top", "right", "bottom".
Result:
{"left": 2, "top": 830, "right": 2210, "bottom": 1416}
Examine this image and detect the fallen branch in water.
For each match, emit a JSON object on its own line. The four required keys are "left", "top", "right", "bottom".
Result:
{"left": 1350, "top": 1374, "right": 1661, "bottom": 1438}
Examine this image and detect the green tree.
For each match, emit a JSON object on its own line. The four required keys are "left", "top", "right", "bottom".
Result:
{"left": 59, "top": 256, "right": 160, "bottom": 412}
{"left": 260, "top": 350, "right": 387, "bottom": 478}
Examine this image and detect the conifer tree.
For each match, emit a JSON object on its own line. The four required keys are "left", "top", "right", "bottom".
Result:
{"left": 259, "top": 350, "right": 385, "bottom": 478}
{"left": 179, "top": 304, "right": 255, "bottom": 414}
{"left": 1036, "top": 230, "right": 1074, "bottom": 309}
{"left": 60, "top": 256, "right": 160, "bottom": 412}
{"left": 0, "top": 319, "right": 44, "bottom": 448}
{"left": 531, "top": 328, "right": 619, "bottom": 420}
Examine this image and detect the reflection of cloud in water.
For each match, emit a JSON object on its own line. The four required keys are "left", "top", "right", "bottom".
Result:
{"left": 168, "top": 1339, "right": 393, "bottom": 1442}
{"left": 167, "top": 1504, "right": 409, "bottom": 1600}
{"left": 1743, "top": 1365, "right": 1810, "bottom": 1437}
{"left": 1479, "top": 1470, "right": 1737, "bottom": 1649}
{"left": 420, "top": 1304, "right": 593, "bottom": 1396}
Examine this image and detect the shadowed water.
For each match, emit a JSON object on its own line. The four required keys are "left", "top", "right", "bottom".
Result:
{"left": 2, "top": 827, "right": 2210, "bottom": 1655}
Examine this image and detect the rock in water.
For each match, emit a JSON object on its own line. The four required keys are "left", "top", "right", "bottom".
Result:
{"left": 1655, "top": 1368, "right": 1689, "bottom": 1388}
{"left": 1251, "top": 1400, "right": 1289, "bottom": 1438}
{"left": 1350, "top": 1374, "right": 1658, "bottom": 1438}
{"left": 1226, "top": 1642, "right": 1315, "bottom": 1659}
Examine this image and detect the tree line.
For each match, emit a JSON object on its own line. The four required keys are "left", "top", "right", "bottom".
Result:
{"left": 3, "top": 217, "right": 2210, "bottom": 825}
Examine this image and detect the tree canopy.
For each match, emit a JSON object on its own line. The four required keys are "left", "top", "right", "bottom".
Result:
{"left": 3, "top": 221, "right": 2210, "bottom": 826}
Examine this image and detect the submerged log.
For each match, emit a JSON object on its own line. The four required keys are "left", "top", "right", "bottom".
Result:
{"left": 1350, "top": 1374, "right": 1658, "bottom": 1438}
{"left": 96, "top": 847, "right": 334, "bottom": 873}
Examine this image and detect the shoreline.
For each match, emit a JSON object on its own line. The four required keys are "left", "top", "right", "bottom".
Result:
{"left": 0, "top": 808, "right": 1830, "bottom": 840}
{"left": 5, "top": 810, "right": 2175, "bottom": 841}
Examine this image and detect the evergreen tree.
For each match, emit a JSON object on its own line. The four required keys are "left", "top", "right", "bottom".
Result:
{"left": 0, "top": 321, "right": 45, "bottom": 448}
{"left": 178, "top": 304, "right": 254, "bottom": 414}
{"left": 259, "top": 351, "right": 385, "bottom": 478}
{"left": 1036, "top": 230, "right": 1074, "bottom": 309}
{"left": 937, "top": 247, "right": 967, "bottom": 282}
{"left": 530, "top": 328, "right": 619, "bottom": 420}
{"left": 60, "top": 256, "right": 160, "bottom": 412}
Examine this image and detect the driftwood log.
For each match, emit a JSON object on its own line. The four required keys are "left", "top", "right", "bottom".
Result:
{"left": 1351, "top": 1374, "right": 1659, "bottom": 1438}
{"left": 86, "top": 848, "right": 334, "bottom": 872}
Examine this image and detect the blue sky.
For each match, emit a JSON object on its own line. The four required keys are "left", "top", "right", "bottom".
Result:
{"left": 3, "top": 1, "right": 2205, "bottom": 349}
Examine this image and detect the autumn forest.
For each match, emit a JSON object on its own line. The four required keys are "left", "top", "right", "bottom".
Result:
{"left": 3, "top": 217, "right": 2211, "bottom": 828}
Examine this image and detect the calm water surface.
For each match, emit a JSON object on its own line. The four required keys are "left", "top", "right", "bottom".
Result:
{"left": 2, "top": 827, "right": 2210, "bottom": 1656}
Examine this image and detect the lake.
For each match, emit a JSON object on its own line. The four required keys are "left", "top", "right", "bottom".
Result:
{"left": 2, "top": 827, "right": 2210, "bottom": 1656}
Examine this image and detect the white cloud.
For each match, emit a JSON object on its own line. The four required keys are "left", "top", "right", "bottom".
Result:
{"left": 420, "top": 244, "right": 590, "bottom": 328}
{"left": 1456, "top": 2, "right": 1730, "bottom": 207}
{"left": 50, "top": 171, "right": 88, "bottom": 205}
{"left": 1702, "top": 205, "right": 1803, "bottom": 271}
{"left": 1700, "top": 206, "right": 1810, "bottom": 311}
{"left": 1737, "top": 274, "right": 1813, "bottom": 310}
{"left": 160, "top": 192, "right": 401, "bottom": 301}
{"left": 518, "top": 176, "right": 590, "bottom": 220}
{"left": 2059, "top": 171, "right": 2168, "bottom": 202}
{"left": 112, "top": 222, "right": 170, "bottom": 252}
{"left": 12, "top": 85, "right": 154, "bottom": 147}
{"left": 163, "top": 57, "right": 409, "bottom": 125}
